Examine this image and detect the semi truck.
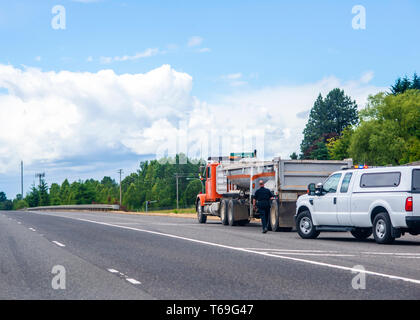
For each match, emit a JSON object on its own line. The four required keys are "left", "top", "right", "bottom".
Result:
{"left": 195, "top": 153, "right": 353, "bottom": 231}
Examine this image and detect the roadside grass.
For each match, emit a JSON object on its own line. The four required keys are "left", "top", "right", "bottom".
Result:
{"left": 146, "top": 207, "right": 196, "bottom": 214}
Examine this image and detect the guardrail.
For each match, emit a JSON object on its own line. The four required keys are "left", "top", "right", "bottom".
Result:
{"left": 26, "top": 204, "right": 120, "bottom": 211}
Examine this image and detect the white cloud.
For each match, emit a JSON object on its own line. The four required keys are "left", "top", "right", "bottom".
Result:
{"left": 35, "top": 56, "right": 41, "bottom": 62}
{"left": 223, "top": 73, "right": 242, "bottom": 80}
{"left": 0, "top": 65, "right": 385, "bottom": 175}
{"left": 0, "top": 64, "right": 192, "bottom": 173}
{"left": 100, "top": 48, "right": 160, "bottom": 64}
{"left": 197, "top": 48, "right": 211, "bottom": 53}
{"left": 187, "top": 36, "right": 203, "bottom": 47}
{"left": 221, "top": 73, "right": 247, "bottom": 87}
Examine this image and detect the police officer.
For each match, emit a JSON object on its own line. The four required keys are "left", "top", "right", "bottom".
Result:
{"left": 253, "top": 180, "right": 274, "bottom": 233}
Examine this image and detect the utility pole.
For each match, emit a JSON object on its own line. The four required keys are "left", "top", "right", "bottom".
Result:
{"left": 117, "top": 169, "right": 123, "bottom": 206}
{"left": 35, "top": 172, "right": 45, "bottom": 187}
{"left": 20, "top": 161, "right": 23, "bottom": 197}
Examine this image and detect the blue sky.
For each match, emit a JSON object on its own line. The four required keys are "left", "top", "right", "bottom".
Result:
{"left": 0, "top": 0, "right": 419, "bottom": 198}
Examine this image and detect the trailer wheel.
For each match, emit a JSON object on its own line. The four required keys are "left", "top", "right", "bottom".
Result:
{"left": 227, "top": 200, "right": 237, "bottom": 226}
{"left": 270, "top": 200, "right": 280, "bottom": 232}
{"left": 220, "top": 199, "right": 229, "bottom": 225}
{"left": 197, "top": 202, "right": 207, "bottom": 224}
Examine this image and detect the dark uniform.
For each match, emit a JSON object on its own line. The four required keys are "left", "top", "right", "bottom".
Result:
{"left": 254, "top": 186, "right": 274, "bottom": 231}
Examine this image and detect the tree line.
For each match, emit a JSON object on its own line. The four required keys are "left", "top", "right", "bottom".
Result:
{"left": 293, "top": 73, "right": 420, "bottom": 166}
{"left": 1, "top": 155, "right": 204, "bottom": 211}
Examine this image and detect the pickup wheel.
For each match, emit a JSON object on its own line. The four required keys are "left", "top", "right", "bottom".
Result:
{"left": 351, "top": 228, "right": 372, "bottom": 240}
{"left": 227, "top": 200, "right": 237, "bottom": 226}
{"left": 197, "top": 203, "right": 207, "bottom": 224}
{"left": 296, "top": 210, "right": 320, "bottom": 239}
{"left": 220, "top": 199, "right": 229, "bottom": 225}
{"left": 373, "top": 213, "right": 395, "bottom": 244}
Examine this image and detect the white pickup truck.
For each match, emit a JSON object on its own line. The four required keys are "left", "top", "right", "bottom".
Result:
{"left": 295, "top": 165, "right": 420, "bottom": 244}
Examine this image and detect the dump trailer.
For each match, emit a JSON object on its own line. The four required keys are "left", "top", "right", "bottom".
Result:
{"left": 196, "top": 155, "right": 353, "bottom": 231}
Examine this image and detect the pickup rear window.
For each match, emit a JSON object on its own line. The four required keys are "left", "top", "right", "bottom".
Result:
{"left": 360, "top": 172, "right": 401, "bottom": 188}
{"left": 413, "top": 170, "right": 420, "bottom": 193}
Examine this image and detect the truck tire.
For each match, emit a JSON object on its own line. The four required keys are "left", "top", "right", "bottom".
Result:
{"left": 227, "top": 200, "right": 237, "bottom": 226}
{"left": 270, "top": 200, "right": 280, "bottom": 232}
{"left": 296, "top": 210, "right": 320, "bottom": 239}
{"left": 220, "top": 199, "right": 229, "bottom": 225}
{"left": 351, "top": 228, "right": 372, "bottom": 240}
{"left": 197, "top": 202, "right": 207, "bottom": 224}
{"left": 373, "top": 213, "right": 395, "bottom": 244}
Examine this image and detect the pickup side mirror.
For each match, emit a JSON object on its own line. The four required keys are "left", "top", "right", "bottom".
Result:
{"left": 307, "top": 183, "right": 316, "bottom": 195}
{"left": 315, "top": 183, "right": 324, "bottom": 195}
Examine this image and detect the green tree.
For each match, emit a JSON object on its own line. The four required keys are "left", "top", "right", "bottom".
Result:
{"left": 50, "top": 183, "right": 61, "bottom": 205}
{"left": 25, "top": 185, "right": 40, "bottom": 208}
{"left": 349, "top": 90, "right": 420, "bottom": 165}
{"left": 327, "top": 127, "right": 354, "bottom": 160}
{"left": 300, "top": 89, "right": 358, "bottom": 159}
{"left": 123, "top": 183, "right": 140, "bottom": 211}
{"left": 390, "top": 73, "right": 420, "bottom": 95}
{"left": 290, "top": 152, "right": 298, "bottom": 160}
{"left": 183, "top": 180, "right": 202, "bottom": 206}
{"left": 13, "top": 199, "right": 28, "bottom": 210}
{"left": 38, "top": 179, "right": 50, "bottom": 206}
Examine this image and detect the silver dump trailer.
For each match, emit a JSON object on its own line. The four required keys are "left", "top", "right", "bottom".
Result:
{"left": 213, "top": 157, "right": 353, "bottom": 230}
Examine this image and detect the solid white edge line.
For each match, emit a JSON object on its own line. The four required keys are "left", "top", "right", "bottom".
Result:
{"left": 52, "top": 241, "right": 66, "bottom": 247}
{"left": 25, "top": 211, "right": 420, "bottom": 286}
{"left": 72, "top": 217, "right": 420, "bottom": 286}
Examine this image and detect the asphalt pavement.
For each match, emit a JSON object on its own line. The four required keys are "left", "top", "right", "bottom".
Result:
{"left": 1, "top": 210, "right": 420, "bottom": 299}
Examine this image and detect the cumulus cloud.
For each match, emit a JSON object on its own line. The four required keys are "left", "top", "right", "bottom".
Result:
{"left": 0, "top": 64, "right": 385, "bottom": 175}
{"left": 0, "top": 64, "right": 192, "bottom": 173}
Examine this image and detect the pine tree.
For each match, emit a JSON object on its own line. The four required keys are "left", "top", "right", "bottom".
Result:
{"left": 300, "top": 89, "right": 358, "bottom": 159}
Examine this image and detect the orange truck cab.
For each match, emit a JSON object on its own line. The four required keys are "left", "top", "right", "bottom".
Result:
{"left": 197, "top": 162, "right": 222, "bottom": 207}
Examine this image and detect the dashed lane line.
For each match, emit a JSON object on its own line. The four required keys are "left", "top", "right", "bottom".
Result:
{"left": 52, "top": 241, "right": 66, "bottom": 247}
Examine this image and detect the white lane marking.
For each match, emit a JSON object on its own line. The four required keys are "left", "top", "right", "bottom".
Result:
{"left": 262, "top": 252, "right": 355, "bottom": 257}
{"left": 107, "top": 269, "right": 119, "bottom": 273}
{"left": 52, "top": 241, "right": 66, "bottom": 247}
{"left": 70, "top": 217, "right": 420, "bottom": 286}
{"left": 126, "top": 278, "right": 141, "bottom": 285}
{"left": 362, "top": 252, "right": 420, "bottom": 256}
{"left": 244, "top": 248, "right": 338, "bottom": 253}
{"left": 29, "top": 227, "right": 36, "bottom": 231}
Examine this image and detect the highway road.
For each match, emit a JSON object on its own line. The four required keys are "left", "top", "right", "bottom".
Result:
{"left": 1, "top": 210, "right": 420, "bottom": 300}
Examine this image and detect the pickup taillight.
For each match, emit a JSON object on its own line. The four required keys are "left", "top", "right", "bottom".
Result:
{"left": 405, "top": 197, "right": 413, "bottom": 212}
